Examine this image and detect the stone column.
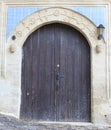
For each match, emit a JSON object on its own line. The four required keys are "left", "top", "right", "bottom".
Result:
{"left": 0, "top": 2, "right": 7, "bottom": 78}
{"left": 0, "top": 2, "right": 2, "bottom": 76}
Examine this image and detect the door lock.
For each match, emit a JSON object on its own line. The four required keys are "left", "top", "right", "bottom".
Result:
{"left": 56, "top": 73, "right": 64, "bottom": 80}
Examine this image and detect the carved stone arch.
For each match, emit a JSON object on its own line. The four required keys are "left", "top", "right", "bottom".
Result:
{"left": 7, "top": 7, "right": 102, "bottom": 49}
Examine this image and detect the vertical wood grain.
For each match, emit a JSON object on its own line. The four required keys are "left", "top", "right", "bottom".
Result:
{"left": 20, "top": 23, "right": 91, "bottom": 122}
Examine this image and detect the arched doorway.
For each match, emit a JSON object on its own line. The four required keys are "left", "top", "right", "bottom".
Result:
{"left": 20, "top": 23, "right": 91, "bottom": 122}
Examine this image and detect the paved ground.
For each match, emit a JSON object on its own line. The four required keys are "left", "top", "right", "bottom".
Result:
{"left": 0, "top": 114, "right": 111, "bottom": 130}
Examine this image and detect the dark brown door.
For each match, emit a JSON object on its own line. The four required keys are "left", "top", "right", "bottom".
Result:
{"left": 20, "top": 23, "right": 91, "bottom": 122}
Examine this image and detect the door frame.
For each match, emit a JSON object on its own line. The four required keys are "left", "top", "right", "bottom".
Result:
{"left": 6, "top": 7, "right": 106, "bottom": 124}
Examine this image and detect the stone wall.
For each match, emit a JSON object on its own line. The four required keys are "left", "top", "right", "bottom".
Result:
{"left": 0, "top": 0, "right": 111, "bottom": 127}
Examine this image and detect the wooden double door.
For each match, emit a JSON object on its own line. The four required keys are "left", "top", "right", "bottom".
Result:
{"left": 20, "top": 23, "right": 91, "bottom": 122}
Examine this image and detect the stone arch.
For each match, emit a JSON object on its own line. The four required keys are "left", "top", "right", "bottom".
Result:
{"left": 7, "top": 7, "right": 102, "bottom": 49}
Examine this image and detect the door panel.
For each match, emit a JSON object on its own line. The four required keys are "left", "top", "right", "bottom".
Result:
{"left": 21, "top": 24, "right": 55, "bottom": 120}
{"left": 20, "top": 23, "right": 91, "bottom": 122}
{"left": 54, "top": 24, "right": 91, "bottom": 122}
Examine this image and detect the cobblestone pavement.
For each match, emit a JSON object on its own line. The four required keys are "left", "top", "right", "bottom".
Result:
{"left": 0, "top": 114, "right": 111, "bottom": 130}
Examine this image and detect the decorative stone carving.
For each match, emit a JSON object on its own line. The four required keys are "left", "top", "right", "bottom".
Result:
{"left": 16, "top": 31, "right": 22, "bottom": 37}
{"left": 26, "top": 26, "right": 30, "bottom": 30}
{"left": 53, "top": 9, "right": 60, "bottom": 16}
{"left": 30, "top": 18, "right": 35, "bottom": 25}
{"left": 9, "top": 7, "right": 99, "bottom": 49}
{"left": 96, "top": 45, "right": 102, "bottom": 53}
{"left": 9, "top": 44, "right": 17, "bottom": 53}
{"left": 63, "top": 16, "right": 70, "bottom": 23}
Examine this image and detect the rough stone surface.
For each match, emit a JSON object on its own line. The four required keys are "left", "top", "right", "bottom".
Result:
{"left": 0, "top": 114, "right": 111, "bottom": 130}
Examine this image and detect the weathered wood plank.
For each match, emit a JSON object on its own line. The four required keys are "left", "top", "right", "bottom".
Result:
{"left": 20, "top": 23, "right": 91, "bottom": 122}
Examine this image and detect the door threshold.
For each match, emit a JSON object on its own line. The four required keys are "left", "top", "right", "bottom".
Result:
{"left": 34, "top": 121, "right": 92, "bottom": 126}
